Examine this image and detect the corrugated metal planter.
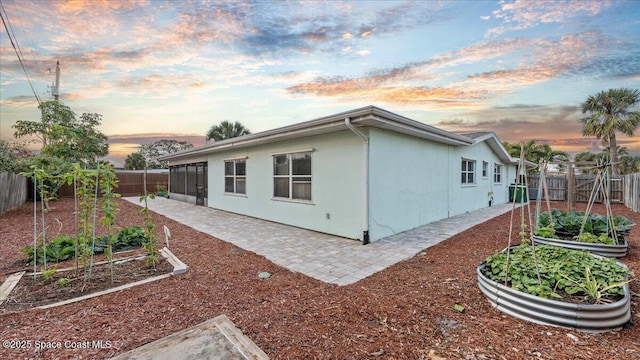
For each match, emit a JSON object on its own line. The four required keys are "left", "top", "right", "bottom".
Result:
{"left": 531, "top": 235, "right": 628, "bottom": 258}
{"left": 478, "top": 260, "right": 631, "bottom": 333}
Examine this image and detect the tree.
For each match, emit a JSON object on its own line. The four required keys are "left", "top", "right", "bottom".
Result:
{"left": 124, "top": 152, "right": 146, "bottom": 170}
{"left": 619, "top": 156, "right": 640, "bottom": 175}
{"left": 206, "top": 120, "right": 251, "bottom": 141}
{"left": 12, "top": 101, "right": 108, "bottom": 165}
{"left": 0, "top": 140, "right": 32, "bottom": 173}
{"left": 573, "top": 151, "right": 600, "bottom": 174}
{"left": 139, "top": 139, "right": 193, "bottom": 168}
{"left": 573, "top": 146, "right": 637, "bottom": 174}
{"left": 503, "top": 140, "right": 568, "bottom": 172}
{"left": 579, "top": 88, "right": 640, "bottom": 175}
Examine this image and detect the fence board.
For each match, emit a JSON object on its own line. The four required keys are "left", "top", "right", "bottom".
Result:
{"left": 528, "top": 175, "right": 566, "bottom": 201}
{"left": 0, "top": 172, "right": 27, "bottom": 214}
{"left": 528, "top": 174, "right": 624, "bottom": 204}
{"left": 624, "top": 173, "right": 640, "bottom": 212}
{"left": 56, "top": 171, "right": 168, "bottom": 198}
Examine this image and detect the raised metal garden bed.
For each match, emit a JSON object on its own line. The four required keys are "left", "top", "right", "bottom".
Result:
{"left": 477, "top": 261, "right": 631, "bottom": 333}
{"left": 531, "top": 234, "right": 628, "bottom": 258}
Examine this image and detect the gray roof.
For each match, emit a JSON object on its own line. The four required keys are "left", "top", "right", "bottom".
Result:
{"left": 161, "top": 106, "right": 519, "bottom": 165}
{"left": 458, "top": 131, "right": 491, "bottom": 139}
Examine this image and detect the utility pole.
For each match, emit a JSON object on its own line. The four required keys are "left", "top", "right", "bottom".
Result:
{"left": 51, "top": 60, "right": 60, "bottom": 100}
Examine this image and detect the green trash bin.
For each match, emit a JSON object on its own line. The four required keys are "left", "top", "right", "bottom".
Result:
{"left": 509, "top": 184, "right": 528, "bottom": 203}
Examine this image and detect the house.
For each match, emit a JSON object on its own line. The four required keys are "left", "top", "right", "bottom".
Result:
{"left": 161, "top": 106, "right": 520, "bottom": 243}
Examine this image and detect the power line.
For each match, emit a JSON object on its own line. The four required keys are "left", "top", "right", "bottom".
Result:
{"left": 0, "top": 0, "right": 42, "bottom": 105}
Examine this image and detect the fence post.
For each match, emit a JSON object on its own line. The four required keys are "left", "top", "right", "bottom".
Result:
{"left": 567, "top": 162, "right": 575, "bottom": 211}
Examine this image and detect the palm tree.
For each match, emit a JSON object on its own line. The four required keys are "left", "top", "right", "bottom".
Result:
{"left": 124, "top": 151, "right": 146, "bottom": 170}
{"left": 573, "top": 151, "right": 600, "bottom": 174}
{"left": 206, "top": 120, "right": 251, "bottom": 141}
{"left": 503, "top": 140, "right": 568, "bottom": 172}
{"left": 579, "top": 88, "right": 640, "bottom": 175}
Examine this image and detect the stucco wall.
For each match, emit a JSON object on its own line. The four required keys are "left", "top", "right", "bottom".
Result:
{"left": 368, "top": 128, "right": 516, "bottom": 241}
{"left": 368, "top": 128, "right": 451, "bottom": 241}
{"left": 206, "top": 130, "right": 365, "bottom": 240}
{"left": 446, "top": 140, "right": 515, "bottom": 217}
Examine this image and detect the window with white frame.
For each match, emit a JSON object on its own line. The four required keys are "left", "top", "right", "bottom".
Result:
{"left": 273, "top": 152, "right": 311, "bottom": 200}
{"left": 494, "top": 163, "right": 502, "bottom": 183}
{"left": 482, "top": 161, "right": 488, "bottom": 178}
{"left": 461, "top": 159, "right": 475, "bottom": 184}
{"left": 224, "top": 159, "right": 246, "bottom": 194}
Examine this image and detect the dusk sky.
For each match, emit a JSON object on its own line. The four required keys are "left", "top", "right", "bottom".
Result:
{"left": 1, "top": 0, "right": 639, "bottom": 167}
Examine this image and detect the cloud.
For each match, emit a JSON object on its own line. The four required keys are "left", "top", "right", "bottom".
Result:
{"left": 487, "top": 0, "right": 614, "bottom": 37}
{"left": 432, "top": 103, "right": 633, "bottom": 153}
{"left": 285, "top": 31, "right": 616, "bottom": 107}
{"left": 0, "top": 95, "right": 40, "bottom": 107}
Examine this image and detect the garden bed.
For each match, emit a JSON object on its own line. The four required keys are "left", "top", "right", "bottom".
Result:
{"left": 0, "top": 199, "right": 639, "bottom": 359}
{"left": 532, "top": 234, "right": 629, "bottom": 257}
{"left": 1, "top": 256, "right": 173, "bottom": 312}
{"left": 478, "top": 246, "right": 631, "bottom": 332}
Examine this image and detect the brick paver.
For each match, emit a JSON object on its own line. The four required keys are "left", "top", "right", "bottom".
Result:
{"left": 125, "top": 198, "right": 516, "bottom": 286}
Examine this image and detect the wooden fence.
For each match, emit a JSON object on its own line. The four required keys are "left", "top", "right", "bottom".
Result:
{"left": 57, "top": 171, "right": 168, "bottom": 198}
{"left": 0, "top": 172, "right": 27, "bottom": 214}
{"left": 528, "top": 174, "right": 624, "bottom": 203}
{"left": 624, "top": 173, "right": 640, "bottom": 212}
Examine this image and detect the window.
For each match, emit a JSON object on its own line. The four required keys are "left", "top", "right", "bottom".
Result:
{"left": 494, "top": 163, "right": 502, "bottom": 183}
{"left": 461, "top": 159, "right": 475, "bottom": 184}
{"left": 224, "top": 159, "right": 246, "bottom": 194}
{"left": 273, "top": 152, "right": 311, "bottom": 200}
{"left": 482, "top": 161, "right": 488, "bottom": 178}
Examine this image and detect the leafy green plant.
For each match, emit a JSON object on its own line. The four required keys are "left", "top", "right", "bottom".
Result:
{"left": 537, "top": 209, "right": 635, "bottom": 240}
{"left": 533, "top": 226, "right": 558, "bottom": 239}
{"left": 156, "top": 184, "right": 168, "bottom": 198}
{"left": 57, "top": 278, "right": 69, "bottom": 287}
{"left": 139, "top": 193, "right": 159, "bottom": 268}
{"left": 98, "top": 163, "right": 120, "bottom": 283}
{"left": 42, "top": 268, "right": 57, "bottom": 282}
{"left": 21, "top": 235, "right": 76, "bottom": 264}
{"left": 482, "top": 245, "right": 632, "bottom": 302}
{"left": 573, "top": 232, "right": 615, "bottom": 245}
{"left": 116, "top": 226, "right": 147, "bottom": 248}
{"left": 562, "top": 266, "right": 633, "bottom": 304}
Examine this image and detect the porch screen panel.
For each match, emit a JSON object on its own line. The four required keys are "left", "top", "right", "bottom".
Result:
{"left": 172, "top": 165, "right": 186, "bottom": 194}
{"left": 170, "top": 166, "right": 179, "bottom": 193}
{"left": 186, "top": 165, "right": 197, "bottom": 196}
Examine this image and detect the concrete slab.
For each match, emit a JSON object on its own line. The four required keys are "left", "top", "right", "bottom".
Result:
{"left": 110, "top": 314, "right": 268, "bottom": 360}
{"left": 0, "top": 271, "right": 25, "bottom": 305}
{"left": 125, "top": 197, "right": 517, "bottom": 286}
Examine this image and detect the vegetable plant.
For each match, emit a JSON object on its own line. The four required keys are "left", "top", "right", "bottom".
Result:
{"left": 573, "top": 232, "right": 615, "bottom": 245}
{"left": 536, "top": 209, "right": 635, "bottom": 243}
{"left": 482, "top": 245, "right": 633, "bottom": 303}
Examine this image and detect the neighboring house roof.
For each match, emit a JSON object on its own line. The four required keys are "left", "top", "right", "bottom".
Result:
{"left": 161, "top": 106, "right": 519, "bottom": 165}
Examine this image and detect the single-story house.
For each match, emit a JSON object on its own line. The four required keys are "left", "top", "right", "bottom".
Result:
{"left": 161, "top": 106, "right": 521, "bottom": 244}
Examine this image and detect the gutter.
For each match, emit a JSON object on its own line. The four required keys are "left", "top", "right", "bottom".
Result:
{"left": 344, "top": 117, "right": 370, "bottom": 245}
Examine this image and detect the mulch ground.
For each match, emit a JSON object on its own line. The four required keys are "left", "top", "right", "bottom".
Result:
{"left": 0, "top": 198, "right": 639, "bottom": 359}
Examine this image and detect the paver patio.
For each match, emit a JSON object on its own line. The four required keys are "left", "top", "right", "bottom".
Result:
{"left": 125, "top": 197, "right": 517, "bottom": 286}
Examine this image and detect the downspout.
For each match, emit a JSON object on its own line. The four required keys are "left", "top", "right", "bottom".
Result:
{"left": 344, "top": 117, "right": 370, "bottom": 244}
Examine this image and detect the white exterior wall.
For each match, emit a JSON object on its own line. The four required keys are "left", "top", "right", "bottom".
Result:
{"left": 368, "top": 128, "right": 451, "bottom": 241}
{"left": 446, "top": 141, "right": 515, "bottom": 217}
{"left": 206, "top": 130, "right": 365, "bottom": 240}
{"left": 368, "top": 128, "right": 516, "bottom": 242}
